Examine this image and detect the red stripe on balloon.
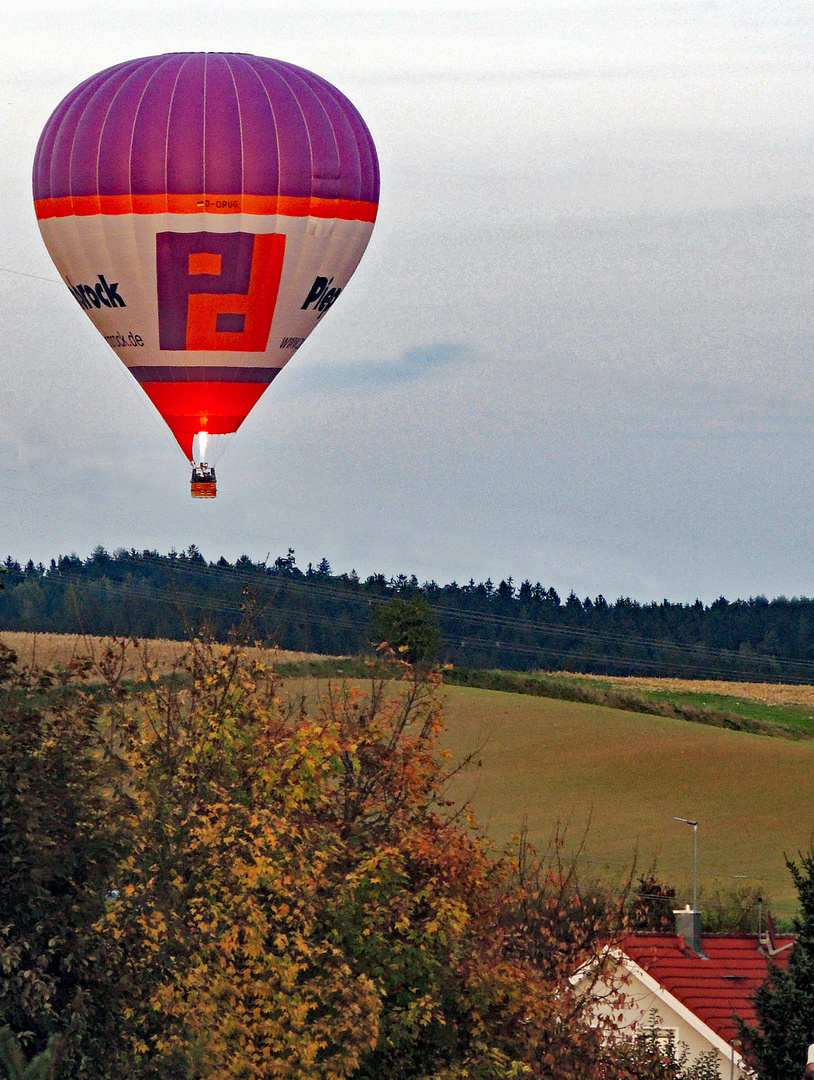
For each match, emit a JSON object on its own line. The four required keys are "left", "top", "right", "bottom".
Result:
{"left": 33, "top": 193, "right": 378, "bottom": 221}
{"left": 138, "top": 380, "right": 270, "bottom": 459}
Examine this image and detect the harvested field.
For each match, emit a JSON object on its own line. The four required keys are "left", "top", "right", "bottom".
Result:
{"left": 572, "top": 673, "right": 814, "bottom": 708}
{"left": 0, "top": 631, "right": 328, "bottom": 679}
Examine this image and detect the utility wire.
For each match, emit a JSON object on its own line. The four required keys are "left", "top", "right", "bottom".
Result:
{"left": 0, "top": 265, "right": 62, "bottom": 285}
{"left": 13, "top": 560, "right": 814, "bottom": 684}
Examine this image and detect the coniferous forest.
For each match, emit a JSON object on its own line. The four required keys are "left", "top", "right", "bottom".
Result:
{"left": 2, "top": 546, "right": 814, "bottom": 682}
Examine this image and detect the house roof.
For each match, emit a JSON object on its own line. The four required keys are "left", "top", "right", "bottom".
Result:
{"left": 621, "top": 932, "right": 794, "bottom": 1047}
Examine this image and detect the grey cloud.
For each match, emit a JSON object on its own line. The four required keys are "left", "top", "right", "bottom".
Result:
{"left": 282, "top": 343, "right": 469, "bottom": 394}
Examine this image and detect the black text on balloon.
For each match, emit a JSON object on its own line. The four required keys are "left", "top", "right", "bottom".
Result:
{"left": 66, "top": 275, "right": 127, "bottom": 310}
{"left": 301, "top": 275, "right": 342, "bottom": 318}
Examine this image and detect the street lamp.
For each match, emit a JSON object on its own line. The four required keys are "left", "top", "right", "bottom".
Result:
{"left": 674, "top": 817, "right": 698, "bottom": 912}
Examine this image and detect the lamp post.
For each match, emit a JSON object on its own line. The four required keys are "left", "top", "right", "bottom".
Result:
{"left": 730, "top": 1038, "right": 741, "bottom": 1080}
{"left": 674, "top": 817, "right": 698, "bottom": 911}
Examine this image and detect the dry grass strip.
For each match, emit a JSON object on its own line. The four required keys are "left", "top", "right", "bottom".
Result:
{"left": 0, "top": 631, "right": 329, "bottom": 680}
{"left": 567, "top": 673, "right": 814, "bottom": 707}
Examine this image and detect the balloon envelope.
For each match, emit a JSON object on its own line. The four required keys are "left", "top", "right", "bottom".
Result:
{"left": 33, "top": 53, "right": 379, "bottom": 463}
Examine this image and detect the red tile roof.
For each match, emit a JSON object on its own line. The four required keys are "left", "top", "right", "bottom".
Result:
{"left": 621, "top": 932, "right": 794, "bottom": 1046}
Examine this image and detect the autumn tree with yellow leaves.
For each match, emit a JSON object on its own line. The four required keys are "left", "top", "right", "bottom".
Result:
{"left": 0, "top": 638, "right": 721, "bottom": 1080}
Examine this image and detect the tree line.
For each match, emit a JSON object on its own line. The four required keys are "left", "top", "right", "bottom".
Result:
{"left": 3, "top": 546, "right": 814, "bottom": 681}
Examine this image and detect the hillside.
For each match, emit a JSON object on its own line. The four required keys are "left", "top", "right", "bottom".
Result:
{"left": 440, "top": 684, "right": 814, "bottom": 917}
{"left": 2, "top": 630, "right": 809, "bottom": 917}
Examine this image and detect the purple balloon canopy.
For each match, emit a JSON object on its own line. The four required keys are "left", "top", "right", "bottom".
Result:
{"left": 33, "top": 52, "right": 379, "bottom": 205}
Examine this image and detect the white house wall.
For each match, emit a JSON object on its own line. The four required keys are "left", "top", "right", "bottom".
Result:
{"left": 582, "top": 966, "right": 749, "bottom": 1079}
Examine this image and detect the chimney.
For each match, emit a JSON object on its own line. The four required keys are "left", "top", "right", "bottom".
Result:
{"left": 674, "top": 905, "right": 705, "bottom": 957}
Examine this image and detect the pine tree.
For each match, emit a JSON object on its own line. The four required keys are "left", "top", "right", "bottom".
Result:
{"left": 740, "top": 851, "right": 814, "bottom": 1079}
{"left": 0, "top": 1028, "right": 62, "bottom": 1080}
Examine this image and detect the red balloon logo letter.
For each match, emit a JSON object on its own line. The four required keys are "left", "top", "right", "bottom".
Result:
{"left": 33, "top": 53, "right": 379, "bottom": 497}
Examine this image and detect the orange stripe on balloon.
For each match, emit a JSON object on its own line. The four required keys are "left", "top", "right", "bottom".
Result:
{"left": 34, "top": 194, "right": 378, "bottom": 222}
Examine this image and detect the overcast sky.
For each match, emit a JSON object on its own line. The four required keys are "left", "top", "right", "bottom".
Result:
{"left": 2, "top": 0, "right": 814, "bottom": 603}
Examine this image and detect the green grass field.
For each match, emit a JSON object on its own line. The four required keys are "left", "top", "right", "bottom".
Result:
{"left": 633, "top": 687, "right": 814, "bottom": 734}
{"left": 439, "top": 685, "right": 814, "bottom": 918}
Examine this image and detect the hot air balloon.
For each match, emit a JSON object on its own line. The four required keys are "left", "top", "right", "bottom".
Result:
{"left": 33, "top": 53, "right": 379, "bottom": 497}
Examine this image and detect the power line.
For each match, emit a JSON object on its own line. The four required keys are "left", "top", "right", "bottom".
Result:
{"left": 0, "top": 266, "right": 62, "bottom": 285}
{"left": 147, "top": 560, "right": 814, "bottom": 679}
{"left": 9, "top": 559, "right": 814, "bottom": 683}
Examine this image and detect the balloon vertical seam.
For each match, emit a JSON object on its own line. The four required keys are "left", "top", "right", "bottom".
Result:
{"left": 222, "top": 55, "right": 246, "bottom": 207}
